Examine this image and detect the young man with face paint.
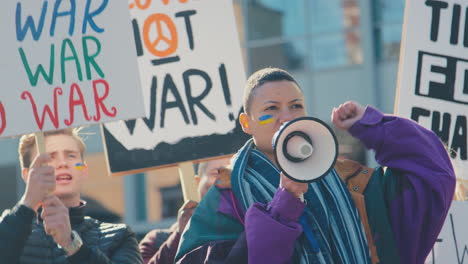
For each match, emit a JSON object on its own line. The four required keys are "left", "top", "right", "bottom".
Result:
{"left": 175, "top": 68, "right": 456, "bottom": 264}
{"left": 139, "top": 157, "right": 231, "bottom": 264}
{"left": 0, "top": 128, "right": 143, "bottom": 264}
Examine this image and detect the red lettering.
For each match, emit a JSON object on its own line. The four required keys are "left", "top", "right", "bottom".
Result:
{"left": 65, "top": 83, "right": 92, "bottom": 126}
{"left": 0, "top": 101, "right": 6, "bottom": 135}
{"left": 21, "top": 87, "right": 63, "bottom": 130}
{"left": 93, "top": 79, "right": 116, "bottom": 121}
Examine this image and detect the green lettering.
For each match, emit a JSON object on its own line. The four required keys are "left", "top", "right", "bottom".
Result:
{"left": 19, "top": 46, "right": 55, "bottom": 86}
{"left": 60, "top": 38, "right": 83, "bottom": 84}
{"left": 82, "top": 35, "right": 104, "bottom": 80}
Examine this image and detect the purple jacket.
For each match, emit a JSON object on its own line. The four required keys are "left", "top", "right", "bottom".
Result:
{"left": 178, "top": 106, "right": 455, "bottom": 264}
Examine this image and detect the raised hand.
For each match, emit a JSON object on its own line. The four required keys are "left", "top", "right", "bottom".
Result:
{"left": 331, "top": 101, "right": 366, "bottom": 131}
{"left": 41, "top": 195, "right": 72, "bottom": 250}
{"left": 177, "top": 200, "right": 198, "bottom": 234}
{"left": 20, "top": 154, "right": 55, "bottom": 211}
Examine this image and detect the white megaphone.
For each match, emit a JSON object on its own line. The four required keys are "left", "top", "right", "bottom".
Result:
{"left": 272, "top": 117, "right": 338, "bottom": 183}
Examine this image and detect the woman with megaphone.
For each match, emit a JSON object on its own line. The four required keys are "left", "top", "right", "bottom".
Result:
{"left": 175, "top": 67, "right": 455, "bottom": 264}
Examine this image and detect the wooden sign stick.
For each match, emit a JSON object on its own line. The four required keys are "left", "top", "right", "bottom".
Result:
{"left": 35, "top": 132, "right": 46, "bottom": 154}
{"left": 178, "top": 162, "right": 200, "bottom": 203}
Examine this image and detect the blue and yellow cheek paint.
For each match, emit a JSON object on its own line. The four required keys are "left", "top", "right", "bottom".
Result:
{"left": 259, "top": 114, "right": 274, "bottom": 125}
{"left": 75, "top": 163, "right": 85, "bottom": 170}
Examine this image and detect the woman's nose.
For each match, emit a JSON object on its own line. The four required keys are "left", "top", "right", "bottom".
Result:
{"left": 278, "top": 110, "right": 294, "bottom": 124}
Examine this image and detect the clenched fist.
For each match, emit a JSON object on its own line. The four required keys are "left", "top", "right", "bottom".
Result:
{"left": 331, "top": 101, "right": 365, "bottom": 131}
{"left": 20, "top": 154, "right": 55, "bottom": 211}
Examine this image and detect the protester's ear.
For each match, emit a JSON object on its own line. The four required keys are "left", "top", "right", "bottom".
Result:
{"left": 239, "top": 113, "right": 252, "bottom": 135}
{"left": 21, "top": 168, "right": 29, "bottom": 182}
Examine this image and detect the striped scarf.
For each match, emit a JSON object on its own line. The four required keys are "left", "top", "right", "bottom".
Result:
{"left": 231, "top": 139, "right": 371, "bottom": 264}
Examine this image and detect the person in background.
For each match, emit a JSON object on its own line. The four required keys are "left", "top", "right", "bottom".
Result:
{"left": 0, "top": 128, "right": 143, "bottom": 263}
{"left": 139, "top": 157, "right": 231, "bottom": 264}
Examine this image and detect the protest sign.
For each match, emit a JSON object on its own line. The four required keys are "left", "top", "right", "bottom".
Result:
{"left": 102, "top": 0, "right": 248, "bottom": 175}
{"left": 395, "top": 0, "right": 467, "bottom": 176}
{"left": 395, "top": 0, "right": 468, "bottom": 262}
{"left": 425, "top": 201, "right": 468, "bottom": 263}
{"left": 0, "top": 0, "right": 144, "bottom": 138}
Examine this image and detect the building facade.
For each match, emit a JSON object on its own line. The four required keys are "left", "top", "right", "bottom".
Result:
{"left": 0, "top": 0, "right": 405, "bottom": 235}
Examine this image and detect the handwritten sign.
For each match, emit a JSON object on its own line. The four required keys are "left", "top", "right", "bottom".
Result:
{"left": 425, "top": 201, "right": 468, "bottom": 263}
{"left": 395, "top": 0, "right": 468, "bottom": 262}
{"left": 0, "top": 0, "right": 144, "bottom": 138}
{"left": 102, "top": 0, "right": 247, "bottom": 174}
{"left": 395, "top": 0, "right": 468, "bottom": 172}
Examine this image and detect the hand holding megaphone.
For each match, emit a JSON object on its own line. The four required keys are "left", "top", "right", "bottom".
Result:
{"left": 279, "top": 172, "right": 308, "bottom": 199}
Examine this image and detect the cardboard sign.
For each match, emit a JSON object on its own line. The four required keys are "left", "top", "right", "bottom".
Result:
{"left": 0, "top": 0, "right": 144, "bottom": 138}
{"left": 102, "top": 0, "right": 248, "bottom": 174}
{"left": 425, "top": 201, "right": 468, "bottom": 263}
{"left": 395, "top": 0, "right": 467, "bottom": 172}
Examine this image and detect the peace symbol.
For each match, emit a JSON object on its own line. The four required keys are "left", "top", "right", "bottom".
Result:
{"left": 143, "top": 13, "right": 179, "bottom": 57}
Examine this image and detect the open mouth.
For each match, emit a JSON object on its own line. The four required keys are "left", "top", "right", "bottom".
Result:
{"left": 56, "top": 174, "right": 72, "bottom": 183}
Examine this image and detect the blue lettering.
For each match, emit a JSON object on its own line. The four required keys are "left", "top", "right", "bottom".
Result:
{"left": 82, "top": 0, "right": 109, "bottom": 34}
{"left": 50, "top": 0, "right": 76, "bottom": 37}
{"left": 15, "top": 1, "right": 48, "bottom": 41}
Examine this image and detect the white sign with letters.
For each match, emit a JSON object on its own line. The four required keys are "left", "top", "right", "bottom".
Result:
{"left": 0, "top": 0, "right": 144, "bottom": 138}
{"left": 395, "top": 0, "right": 467, "bottom": 171}
{"left": 102, "top": 0, "right": 247, "bottom": 174}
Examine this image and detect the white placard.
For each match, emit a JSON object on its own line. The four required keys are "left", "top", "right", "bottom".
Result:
{"left": 102, "top": 0, "right": 247, "bottom": 173}
{"left": 425, "top": 201, "right": 468, "bottom": 263}
{"left": 395, "top": 0, "right": 467, "bottom": 173}
{"left": 0, "top": 0, "right": 144, "bottom": 137}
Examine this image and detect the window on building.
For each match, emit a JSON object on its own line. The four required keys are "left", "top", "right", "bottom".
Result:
{"left": 243, "top": 0, "right": 362, "bottom": 73}
{"left": 373, "top": 0, "right": 405, "bottom": 61}
{"left": 160, "top": 184, "right": 184, "bottom": 218}
{"left": 308, "top": 0, "right": 363, "bottom": 70}
{"left": 247, "top": 0, "right": 306, "bottom": 41}
{"left": 249, "top": 40, "right": 306, "bottom": 71}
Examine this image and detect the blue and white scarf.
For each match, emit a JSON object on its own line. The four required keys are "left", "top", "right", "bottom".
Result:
{"left": 231, "top": 139, "right": 371, "bottom": 264}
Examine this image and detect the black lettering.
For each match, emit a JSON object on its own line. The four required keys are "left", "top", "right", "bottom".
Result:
{"left": 430, "top": 238, "right": 444, "bottom": 264}
{"left": 431, "top": 111, "right": 451, "bottom": 143}
{"left": 160, "top": 74, "right": 189, "bottom": 128}
{"left": 450, "top": 115, "right": 467, "bottom": 160}
{"left": 425, "top": 0, "right": 449, "bottom": 41}
{"left": 464, "top": 7, "right": 468, "bottom": 47}
{"left": 124, "top": 76, "right": 157, "bottom": 134}
{"left": 175, "top": 10, "right": 196, "bottom": 50}
{"left": 451, "top": 4, "right": 461, "bottom": 45}
{"left": 183, "top": 69, "right": 215, "bottom": 125}
{"left": 219, "top": 64, "right": 234, "bottom": 121}
{"left": 132, "top": 19, "right": 144, "bottom": 57}
{"left": 415, "top": 52, "right": 457, "bottom": 103}
{"left": 450, "top": 214, "right": 468, "bottom": 264}
{"left": 411, "top": 107, "right": 431, "bottom": 122}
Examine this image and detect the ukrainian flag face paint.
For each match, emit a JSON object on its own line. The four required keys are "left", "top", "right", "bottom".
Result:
{"left": 259, "top": 114, "right": 274, "bottom": 125}
{"left": 75, "top": 163, "right": 85, "bottom": 170}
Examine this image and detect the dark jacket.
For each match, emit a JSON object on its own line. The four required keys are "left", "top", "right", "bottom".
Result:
{"left": 0, "top": 202, "right": 143, "bottom": 264}
{"left": 139, "top": 225, "right": 180, "bottom": 264}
